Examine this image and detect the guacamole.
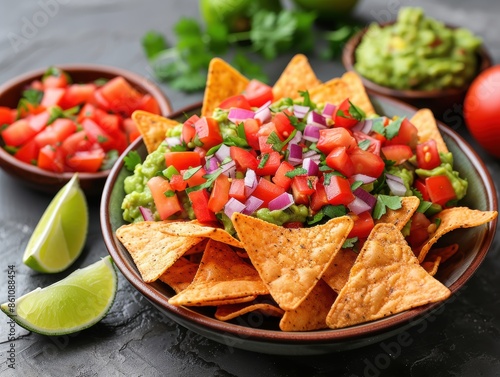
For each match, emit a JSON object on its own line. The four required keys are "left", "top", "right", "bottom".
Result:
{"left": 355, "top": 7, "right": 482, "bottom": 90}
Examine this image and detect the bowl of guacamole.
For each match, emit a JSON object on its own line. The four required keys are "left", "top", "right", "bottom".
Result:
{"left": 342, "top": 7, "right": 492, "bottom": 120}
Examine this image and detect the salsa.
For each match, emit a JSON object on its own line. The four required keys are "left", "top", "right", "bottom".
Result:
{"left": 355, "top": 7, "right": 482, "bottom": 90}
{"left": 121, "top": 78, "right": 468, "bottom": 249}
{"left": 0, "top": 67, "right": 160, "bottom": 173}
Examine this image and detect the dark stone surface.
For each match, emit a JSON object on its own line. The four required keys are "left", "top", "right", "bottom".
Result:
{"left": 0, "top": 0, "right": 499, "bottom": 376}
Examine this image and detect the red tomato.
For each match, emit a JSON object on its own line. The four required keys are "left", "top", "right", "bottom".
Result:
{"left": 229, "top": 178, "right": 246, "bottom": 202}
{"left": 272, "top": 161, "right": 294, "bottom": 190}
{"left": 14, "top": 138, "right": 39, "bottom": 165}
{"left": 34, "top": 118, "right": 77, "bottom": 148}
{"left": 349, "top": 148, "right": 385, "bottom": 178}
{"left": 273, "top": 112, "right": 295, "bottom": 138}
{"left": 194, "top": 117, "right": 223, "bottom": 150}
{"left": 464, "top": 66, "right": 500, "bottom": 157}
{"left": 218, "top": 95, "right": 251, "bottom": 110}
{"left": 124, "top": 117, "right": 140, "bottom": 143}
{"left": 182, "top": 115, "right": 199, "bottom": 144}
{"left": 165, "top": 151, "right": 201, "bottom": 171}
{"left": 383, "top": 118, "right": 418, "bottom": 148}
{"left": 81, "top": 118, "right": 113, "bottom": 152}
{"left": 291, "top": 175, "right": 317, "bottom": 196}
{"left": 316, "top": 127, "right": 357, "bottom": 154}
{"left": 0, "top": 106, "right": 14, "bottom": 125}
{"left": 406, "top": 212, "right": 431, "bottom": 249}
{"left": 188, "top": 189, "right": 217, "bottom": 223}
{"left": 324, "top": 175, "right": 355, "bottom": 206}
{"left": 243, "top": 118, "right": 261, "bottom": 150}
{"left": 66, "top": 149, "right": 105, "bottom": 173}
{"left": 325, "top": 146, "right": 355, "bottom": 177}
{"left": 37, "top": 145, "right": 65, "bottom": 173}
{"left": 169, "top": 174, "right": 188, "bottom": 192}
{"left": 61, "top": 84, "right": 96, "bottom": 109}
{"left": 381, "top": 144, "right": 413, "bottom": 165}
{"left": 353, "top": 131, "right": 382, "bottom": 155}
{"left": 243, "top": 79, "right": 273, "bottom": 108}
{"left": 183, "top": 167, "right": 207, "bottom": 187}
{"left": 43, "top": 73, "right": 68, "bottom": 89}
{"left": 61, "top": 130, "right": 93, "bottom": 156}
{"left": 41, "top": 88, "right": 65, "bottom": 107}
{"left": 1, "top": 119, "right": 35, "bottom": 147}
{"left": 414, "top": 179, "right": 430, "bottom": 202}
{"left": 416, "top": 139, "right": 441, "bottom": 170}
{"left": 251, "top": 178, "right": 286, "bottom": 207}
{"left": 425, "top": 175, "right": 456, "bottom": 206}
{"left": 100, "top": 76, "right": 142, "bottom": 117}
{"left": 147, "top": 176, "right": 182, "bottom": 220}
{"left": 310, "top": 180, "right": 329, "bottom": 212}
{"left": 256, "top": 151, "right": 281, "bottom": 176}
{"left": 348, "top": 211, "right": 375, "bottom": 239}
{"left": 137, "top": 94, "right": 160, "bottom": 115}
{"left": 230, "top": 146, "right": 258, "bottom": 171}
{"left": 208, "top": 174, "right": 230, "bottom": 213}
{"left": 334, "top": 99, "right": 360, "bottom": 128}
{"left": 97, "top": 113, "right": 121, "bottom": 134}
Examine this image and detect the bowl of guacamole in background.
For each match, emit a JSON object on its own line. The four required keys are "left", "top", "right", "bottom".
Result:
{"left": 342, "top": 7, "right": 492, "bottom": 120}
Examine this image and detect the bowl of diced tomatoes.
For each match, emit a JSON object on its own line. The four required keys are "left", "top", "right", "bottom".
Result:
{"left": 0, "top": 64, "right": 171, "bottom": 195}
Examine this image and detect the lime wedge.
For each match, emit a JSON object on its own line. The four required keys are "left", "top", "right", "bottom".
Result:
{"left": 23, "top": 174, "right": 88, "bottom": 273}
{"left": 1, "top": 256, "right": 117, "bottom": 335}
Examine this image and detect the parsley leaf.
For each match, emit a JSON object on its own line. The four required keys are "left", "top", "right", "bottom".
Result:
{"left": 142, "top": 30, "right": 169, "bottom": 60}
{"left": 307, "top": 204, "right": 346, "bottom": 225}
{"left": 182, "top": 166, "right": 202, "bottom": 180}
{"left": 348, "top": 100, "right": 365, "bottom": 120}
{"left": 358, "top": 139, "right": 371, "bottom": 151}
{"left": 124, "top": 151, "right": 142, "bottom": 172}
{"left": 342, "top": 237, "right": 358, "bottom": 249}
{"left": 298, "top": 90, "right": 312, "bottom": 107}
{"left": 267, "top": 129, "right": 297, "bottom": 152}
{"left": 385, "top": 117, "right": 404, "bottom": 140}
{"left": 258, "top": 153, "right": 270, "bottom": 169}
{"left": 372, "top": 195, "right": 403, "bottom": 219}
{"left": 285, "top": 167, "right": 307, "bottom": 178}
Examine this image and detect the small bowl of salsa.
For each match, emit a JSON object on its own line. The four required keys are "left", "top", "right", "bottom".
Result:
{"left": 0, "top": 65, "right": 171, "bottom": 195}
{"left": 342, "top": 7, "right": 492, "bottom": 121}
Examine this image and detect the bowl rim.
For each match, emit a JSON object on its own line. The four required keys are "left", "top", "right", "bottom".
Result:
{"left": 101, "top": 97, "right": 498, "bottom": 345}
{"left": 342, "top": 22, "right": 493, "bottom": 99}
{"left": 0, "top": 64, "right": 172, "bottom": 187}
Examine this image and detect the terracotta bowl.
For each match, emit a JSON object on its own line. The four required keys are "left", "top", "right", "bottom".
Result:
{"left": 0, "top": 64, "right": 171, "bottom": 196}
{"left": 101, "top": 95, "right": 497, "bottom": 355}
{"left": 342, "top": 24, "right": 493, "bottom": 121}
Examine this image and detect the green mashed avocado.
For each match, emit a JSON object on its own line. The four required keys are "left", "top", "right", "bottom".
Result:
{"left": 355, "top": 7, "right": 482, "bottom": 90}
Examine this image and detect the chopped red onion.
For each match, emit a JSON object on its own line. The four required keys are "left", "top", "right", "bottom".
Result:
{"left": 139, "top": 206, "right": 154, "bottom": 221}
{"left": 224, "top": 197, "right": 246, "bottom": 219}
{"left": 244, "top": 169, "right": 258, "bottom": 196}
{"left": 220, "top": 159, "right": 236, "bottom": 177}
{"left": 307, "top": 111, "right": 327, "bottom": 127}
{"left": 228, "top": 108, "right": 255, "bottom": 123}
{"left": 268, "top": 192, "right": 294, "bottom": 211}
{"left": 353, "top": 187, "right": 377, "bottom": 209}
{"left": 302, "top": 150, "right": 319, "bottom": 158}
{"left": 347, "top": 196, "right": 372, "bottom": 215}
{"left": 293, "top": 104, "right": 310, "bottom": 118}
{"left": 165, "top": 137, "right": 181, "bottom": 147}
{"left": 303, "top": 124, "right": 321, "bottom": 142}
{"left": 243, "top": 195, "right": 264, "bottom": 215}
{"left": 302, "top": 158, "right": 318, "bottom": 176}
{"left": 350, "top": 174, "right": 377, "bottom": 184}
{"left": 322, "top": 103, "right": 337, "bottom": 117}
{"left": 215, "top": 144, "right": 231, "bottom": 161}
{"left": 289, "top": 130, "right": 302, "bottom": 145}
{"left": 205, "top": 156, "right": 219, "bottom": 173}
{"left": 288, "top": 143, "right": 303, "bottom": 163}
{"left": 386, "top": 174, "right": 407, "bottom": 196}
{"left": 255, "top": 106, "right": 271, "bottom": 123}
{"left": 257, "top": 100, "right": 272, "bottom": 111}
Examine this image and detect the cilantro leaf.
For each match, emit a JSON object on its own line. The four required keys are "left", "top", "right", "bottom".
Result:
{"left": 342, "top": 237, "right": 358, "bottom": 249}
{"left": 231, "top": 52, "right": 268, "bottom": 83}
{"left": 182, "top": 166, "right": 202, "bottom": 180}
{"left": 124, "top": 151, "right": 142, "bottom": 172}
{"left": 250, "top": 10, "right": 296, "bottom": 60}
{"left": 372, "top": 195, "right": 403, "bottom": 219}
{"left": 348, "top": 100, "right": 365, "bottom": 121}
{"left": 258, "top": 153, "right": 270, "bottom": 169}
{"left": 298, "top": 90, "right": 312, "bottom": 107}
{"left": 267, "top": 130, "right": 297, "bottom": 152}
{"left": 385, "top": 117, "right": 404, "bottom": 140}
{"left": 285, "top": 167, "right": 307, "bottom": 178}
{"left": 358, "top": 139, "right": 371, "bottom": 151}
{"left": 100, "top": 150, "right": 119, "bottom": 171}
{"left": 22, "top": 89, "right": 43, "bottom": 106}
{"left": 142, "top": 30, "right": 169, "bottom": 60}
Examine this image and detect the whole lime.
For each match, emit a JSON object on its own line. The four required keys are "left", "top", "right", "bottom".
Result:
{"left": 290, "top": 0, "right": 359, "bottom": 21}
{"left": 200, "top": 0, "right": 282, "bottom": 33}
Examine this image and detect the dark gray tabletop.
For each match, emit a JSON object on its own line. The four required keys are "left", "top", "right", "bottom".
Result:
{"left": 1, "top": 1, "right": 500, "bottom": 376}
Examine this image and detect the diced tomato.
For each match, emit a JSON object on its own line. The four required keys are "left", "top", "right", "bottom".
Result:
{"left": 258, "top": 135, "right": 275, "bottom": 153}
{"left": 273, "top": 112, "right": 295, "bottom": 138}
{"left": 61, "top": 130, "right": 93, "bottom": 156}
{"left": 169, "top": 174, "right": 188, "bottom": 192}
{"left": 194, "top": 117, "right": 223, "bottom": 150}
{"left": 256, "top": 151, "right": 281, "bottom": 176}
{"left": 414, "top": 179, "right": 430, "bottom": 202}
{"left": 147, "top": 176, "right": 182, "bottom": 220}
{"left": 183, "top": 167, "right": 207, "bottom": 187}
{"left": 230, "top": 146, "right": 258, "bottom": 171}
{"left": 381, "top": 144, "right": 413, "bottom": 165}
{"left": 349, "top": 148, "right": 385, "bottom": 178}
{"left": 257, "top": 121, "right": 280, "bottom": 137}
{"left": 325, "top": 146, "right": 355, "bottom": 177}
{"left": 93, "top": 88, "right": 110, "bottom": 111}
{"left": 252, "top": 178, "right": 286, "bottom": 207}
{"left": 99, "top": 76, "right": 143, "bottom": 117}
{"left": 97, "top": 113, "right": 121, "bottom": 134}
{"left": 283, "top": 222, "right": 304, "bottom": 228}
{"left": 416, "top": 139, "right": 441, "bottom": 170}
{"left": 188, "top": 189, "right": 217, "bottom": 223}
{"left": 34, "top": 118, "right": 77, "bottom": 148}
{"left": 384, "top": 118, "right": 418, "bottom": 148}
{"left": 316, "top": 127, "right": 357, "bottom": 154}
{"left": 272, "top": 161, "right": 294, "bottom": 190}
{"left": 208, "top": 174, "right": 230, "bottom": 213}
{"left": 348, "top": 211, "right": 374, "bottom": 239}
{"left": 43, "top": 73, "right": 68, "bottom": 89}
{"left": 334, "top": 99, "right": 360, "bottom": 128}
{"left": 324, "top": 175, "right": 355, "bottom": 205}
{"left": 182, "top": 115, "right": 200, "bottom": 144}
{"left": 425, "top": 175, "right": 456, "bottom": 206}
{"left": 291, "top": 176, "right": 317, "bottom": 205}
{"left": 37, "top": 145, "right": 64, "bottom": 173}
{"left": 218, "top": 95, "right": 251, "bottom": 110}
{"left": 14, "top": 138, "right": 39, "bottom": 165}
{"left": 0, "top": 106, "right": 14, "bottom": 125}
{"left": 229, "top": 178, "right": 246, "bottom": 202}
{"left": 81, "top": 118, "right": 113, "bottom": 152}
{"left": 77, "top": 103, "right": 97, "bottom": 123}
{"left": 310, "top": 180, "right": 329, "bottom": 212}
{"left": 123, "top": 117, "right": 140, "bottom": 143}
{"left": 165, "top": 151, "right": 201, "bottom": 171}
{"left": 30, "top": 80, "right": 44, "bottom": 92}
{"left": 406, "top": 212, "right": 431, "bottom": 249}
{"left": 243, "top": 118, "right": 261, "bottom": 150}
{"left": 28, "top": 111, "right": 51, "bottom": 133}
{"left": 41, "top": 88, "right": 65, "bottom": 107}
{"left": 137, "top": 94, "right": 160, "bottom": 115}
{"left": 353, "top": 131, "right": 382, "bottom": 155}
{"left": 66, "top": 148, "right": 105, "bottom": 173}
{"left": 61, "top": 84, "right": 96, "bottom": 109}
{"left": 1, "top": 119, "right": 35, "bottom": 147}
{"left": 243, "top": 79, "right": 273, "bottom": 108}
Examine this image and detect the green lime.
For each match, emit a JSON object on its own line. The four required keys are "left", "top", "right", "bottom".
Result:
{"left": 1, "top": 256, "right": 117, "bottom": 335}
{"left": 23, "top": 174, "right": 88, "bottom": 273}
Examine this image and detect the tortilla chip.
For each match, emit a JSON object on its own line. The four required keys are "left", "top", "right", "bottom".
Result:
{"left": 168, "top": 240, "right": 268, "bottom": 306}
{"left": 322, "top": 248, "right": 358, "bottom": 293}
{"left": 375, "top": 196, "right": 420, "bottom": 230}
{"left": 421, "top": 255, "right": 441, "bottom": 277}
{"left": 116, "top": 221, "right": 203, "bottom": 283}
{"left": 232, "top": 213, "right": 354, "bottom": 311}
{"left": 279, "top": 279, "right": 337, "bottom": 332}
{"left": 183, "top": 239, "right": 209, "bottom": 256}
{"left": 417, "top": 208, "right": 498, "bottom": 262}
{"left": 340, "top": 71, "right": 376, "bottom": 116}
{"left": 308, "top": 78, "right": 351, "bottom": 107}
{"left": 326, "top": 223, "right": 451, "bottom": 329}
{"left": 159, "top": 221, "right": 242, "bottom": 248}
{"left": 201, "top": 57, "right": 249, "bottom": 117}
{"left": 132, "top": 110, "right": 179, "bottom": 154}
{"left": 159, "top": 257, "right": 198, "bottom": 293}
{"left": 426, "top": 243, "right": 459, "bottom": 264}
{"left": 201, "top": 296, "right": 258, "bottom": 307}
{"left": 215, "top": 298, "right": 284, "bottom": 321}
{"left": 272, "top": 54, "right": 321, "bottom": 100}
{"left": 410, "top": 108, "right": 448, "bottom": 153}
